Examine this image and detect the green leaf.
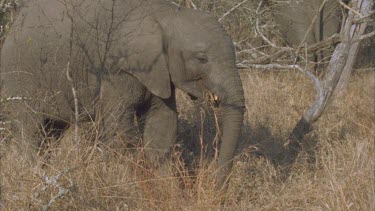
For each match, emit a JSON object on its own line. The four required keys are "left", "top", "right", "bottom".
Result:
{"left": 26, "top": 36, "right": 31, "bottom": 45}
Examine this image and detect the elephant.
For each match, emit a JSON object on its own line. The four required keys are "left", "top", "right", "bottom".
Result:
{"left": 273, "top": 0, "right": 345, "bottom": 69}
{"left": 0, "top": 0, "right": 245, "bottom": 187}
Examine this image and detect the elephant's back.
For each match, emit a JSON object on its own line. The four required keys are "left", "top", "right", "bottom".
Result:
{"left": 273, "top": 0, "right": 341, "bottom": 45}
{"left": 0, "top": 0, "right": 170, "bottom": 119}
{"left": 0, "top": 0, "right": 92, "bottom": 120}
{"left": 1, "top": 0, "right": 70, "bottom": 87}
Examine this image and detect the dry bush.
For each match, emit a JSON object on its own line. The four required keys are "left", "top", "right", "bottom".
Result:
{"left": 1, "top": 70, "right": 373, "bottom": 210}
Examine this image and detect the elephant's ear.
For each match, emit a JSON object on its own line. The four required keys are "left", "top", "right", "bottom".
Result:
{"left": 123, "top": 18, "right": 171, "bottom": 99}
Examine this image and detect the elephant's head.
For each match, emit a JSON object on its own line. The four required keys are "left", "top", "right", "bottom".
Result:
{"left": 115, "top": 2, "right": 245, "bottom": 186}
{"left": 167, "top": 7, "right": 245, "bottom": 185}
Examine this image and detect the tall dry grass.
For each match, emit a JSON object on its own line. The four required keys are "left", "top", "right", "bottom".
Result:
{"left": 0, "top": 70, "right": 373, "bottom": 210}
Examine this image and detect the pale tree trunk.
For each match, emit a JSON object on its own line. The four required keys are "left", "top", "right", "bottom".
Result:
{"left": 334, "top": 0, "right": 373, "bottom": 97}
{"left": 284, "top": 0, "right": 374, "bottom": 160}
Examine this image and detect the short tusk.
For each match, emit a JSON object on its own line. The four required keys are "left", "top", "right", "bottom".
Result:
{"left": 214, "top": 95, "right": 219, "bottom": 101}
{"left": 204, "top": 91, "right": 220, "bottom": 107}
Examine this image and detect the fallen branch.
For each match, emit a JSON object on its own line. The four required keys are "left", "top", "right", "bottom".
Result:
{"left": 33, "top": 167, "right": 77, "bottom": 211}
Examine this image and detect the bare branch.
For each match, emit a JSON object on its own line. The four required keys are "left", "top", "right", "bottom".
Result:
{"left": 185, "top": 0, "right": 197, "bottom": 9}
{"left": 339, "top": 0, "right": 365, "bottom": 18}
{"left": 237, "top": 62, "right": 293, "bottom": 70}
{"left": 218, "top": 0, "right": 248, "bottom": 22}
{"left": 66, "top": 62, "right": 79, "bottom": 145}
{"left": 254, "top": 0, "right": 277, "bottom": 48}
{"left": 358, "top": 30, "right": 375, "bottom": 41}
{"left": 247, "top": 48, "right": 292, "bottom": 64}
{"left": 237, "top": 33, "right": 343, "bottom": 65}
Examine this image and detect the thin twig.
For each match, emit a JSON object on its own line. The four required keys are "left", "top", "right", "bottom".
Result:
{"left": 185, "top": 0, "right": 197, "bottom": 9}
{"left": 237, "top": 33, "right": 343, "bottom": 65}
{"left": 65, "top": 62, "right": 79, "bottom": 145}
{"left": 255, "top": 0, "right": 277, "bottom": 48}
{"left": 218, "top": 0, "right": 248, "bottom": 22}
{"left": 339, "top": 0, "right": 365, "bottom": 18}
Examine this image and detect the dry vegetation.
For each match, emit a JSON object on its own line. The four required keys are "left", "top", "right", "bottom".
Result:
{"left": 1, "top": 0, "right": 374, "bottom": 210}
{"left": 1, "top": 70, "right": 374, "bottom": 210}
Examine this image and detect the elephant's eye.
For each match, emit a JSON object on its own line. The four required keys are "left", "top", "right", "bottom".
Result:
{"left": 195, "top": 53, "right": 208, "bottom": 64}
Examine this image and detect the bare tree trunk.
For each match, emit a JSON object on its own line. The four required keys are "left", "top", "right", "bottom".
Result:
{"left": 285, "top": 0, "right": 374, "bottom": 160}
{"left": 334, "top": 0, "right": 373, "bottom": 97}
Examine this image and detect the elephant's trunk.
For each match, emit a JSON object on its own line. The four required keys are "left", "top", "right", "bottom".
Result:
{"left": 209, "top": 68, "right": 245, "bottom": 187}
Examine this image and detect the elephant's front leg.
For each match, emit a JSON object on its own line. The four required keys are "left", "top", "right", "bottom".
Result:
{"left": 142, "top": 94, "right": 178, "bottom": 167}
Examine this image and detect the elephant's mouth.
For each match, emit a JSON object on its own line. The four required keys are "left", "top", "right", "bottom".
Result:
{"left": 187, "top": 90, "right": 220, "bottom": 107}
{"left": 187, "top": 93, "right": 198, "bottom": 101}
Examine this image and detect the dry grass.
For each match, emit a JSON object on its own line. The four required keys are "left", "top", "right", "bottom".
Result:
{"left": 1, "top": 70, "right": 374, "bottom": 210}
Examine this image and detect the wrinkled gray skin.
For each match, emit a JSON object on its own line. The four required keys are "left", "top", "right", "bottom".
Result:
{"left": 1, "top": 0, "right": 244, "bottom": 186}
{"left": 274, "top": 0, "right": 344, "bottom": 65}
